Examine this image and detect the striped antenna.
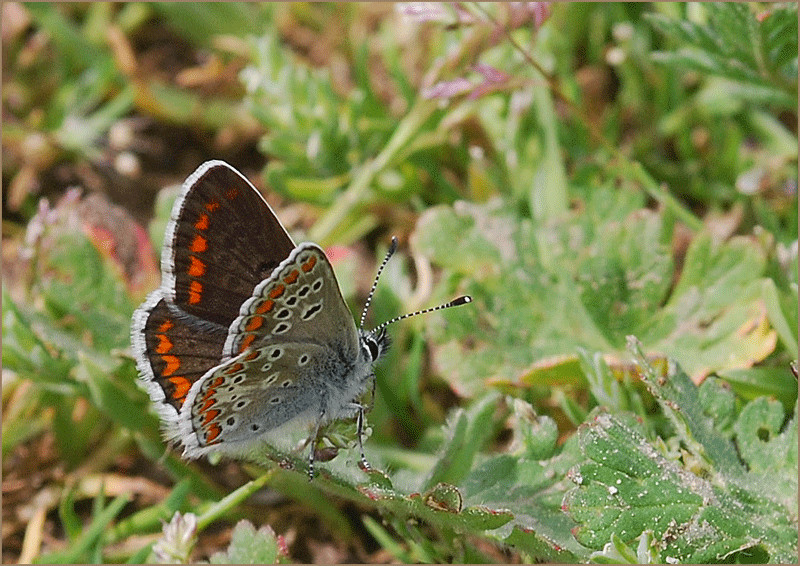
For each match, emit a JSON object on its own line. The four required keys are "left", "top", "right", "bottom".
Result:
{"left": 360, "top": 236, "right": 472, "bottom": 330}
{"left": 370, "top": 295, "right": 472, "bottom": 335}
{"left": 360, "top": 236, "right": 399, "bottom": 328}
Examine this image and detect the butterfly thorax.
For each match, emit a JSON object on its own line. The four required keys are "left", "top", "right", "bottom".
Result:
{"left": 316, "top": 327, "right": 387, "bottom": 422}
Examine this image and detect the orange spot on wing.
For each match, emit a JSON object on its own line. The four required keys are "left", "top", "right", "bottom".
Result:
{"left": 244, "top": 350, "right": 260, "bottom": 361}
{"left": 188, "top": 256, "right": 206, "bottom": 277}
{"left": 284, "top": 269, "right": 299, "bottom": 284}
{"left": 202, "top": 409, "right": 220, "bottom": 425}
{"left": 195, "top": 214, "right": 209, "bottom": 230}
{"left": 269, "top": 284, "right": 285, "bottom": 299}
{"left": 200, "top": 398, "right": 216, "bottom": 412}
{"left": 188, "top": 281, "right": 203, "bottom": 304}
{"left": 205, "top": 423, "right": 222, "bottom": 443}
{"left": 205, "top": 200, "right": 220, "bottom": 212}
{"left": 256, "top": 299, "right": 274, "bottom": 314}
{"left": 156, "top": 334, "right": 173, "bottom": 354}
{"left": 191, "top": 234, "right": 207, "bottom": 253}
{"left": 200, "top": 378, "right": 223, "bottom": 401}
{"left": 239, "top": 334, "right": 256, "bottom": 352}
{"left": 224, "top": 363, "right": 245, "bottom": 376}
{"left": 162, "top": 355, "right": 180, "bottom": 376}
{"left": 302, "top": 255, "right": 317, "bottom": 272}
{"left": 168, "top": 376, "right": 191, "bottom": 401}
{"left": 157, "top": 320, "right": 174, "bottom": 333}
{"left": 245, "top": 317, "right": 263, "bottom": 332}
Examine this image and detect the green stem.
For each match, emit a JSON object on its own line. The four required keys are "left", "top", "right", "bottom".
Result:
{"left": 309, "top": 97, "right": 438, "bottom": 244}
{"left": 195, "top": 471, "right": 273, "bottom": 530}
{"left": 626, "top": 162, "right": 703, "bottom": 231}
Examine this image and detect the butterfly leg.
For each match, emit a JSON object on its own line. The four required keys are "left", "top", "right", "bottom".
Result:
{"left": 355, "top": 403, "right": 372, "bottom": 472}
{"left": 307, "top": 409, "right": 325, "bottom": 481}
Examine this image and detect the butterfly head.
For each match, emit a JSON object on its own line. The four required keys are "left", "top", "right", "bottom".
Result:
{"left": 359, "top": 327, "right": 391, "bottom": 364}
{"left": 358, "top": 237, "right": 471, "bottom": 365}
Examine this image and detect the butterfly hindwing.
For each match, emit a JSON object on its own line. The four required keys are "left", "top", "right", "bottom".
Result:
{"left": 132, "top": 292, "right": 227, "bottom": 428}
{"left": 180, "top": 341, "right": 337, "bottom": 457}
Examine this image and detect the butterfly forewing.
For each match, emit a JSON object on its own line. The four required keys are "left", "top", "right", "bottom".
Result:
{"left": 223, "top": 243, "right": 360, "bottom": 362}
{"left": 164, "top": 161, "right": 295, "bottom": 328}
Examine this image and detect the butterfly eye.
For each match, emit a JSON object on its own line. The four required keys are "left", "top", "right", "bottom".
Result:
{"left": 359, "top": 328, "right": 390, "bottom": 363}
{"left": 364, "top": 336, "right": 380, "bottom": 362}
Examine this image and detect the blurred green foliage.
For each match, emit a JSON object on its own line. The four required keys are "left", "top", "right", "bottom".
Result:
{"left": 2, "top": 2, "right": 796, "bottom": 563}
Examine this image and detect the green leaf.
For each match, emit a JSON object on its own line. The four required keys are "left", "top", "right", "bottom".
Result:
{"left": 151, "top": 3, "right": 268, "bottom": 47}
{"left": 459, "top": 434, "right": 587, "bottom": 559}
{"left": 734, "top": 397, "right": 797, "bottom": 477}
{"left": 362, "top": 515, "right": 413, "bottom": 563}
{"left": 696, "top": 376, "right": 737, "bottom": 436}
{"left": 209, "top": 520, "right": 283, "bottom": 564}
{"left": 421, "top": 393, "right": 500, "bottom": 490}
{"left": 108, "top": 480, "right": 192, "bottom": 543}
{"left": 564, "top": 348, "right": 798, "bottom": 562}
{"left": 530, "top": 81, "right": 569, "bottom": 221}
{"left": 760, "top": 278, "right": 799, "bottom": 355}
{"left": 629, "top": 338, "right": 743, "bottom": 476}
{"left": 25, "top": 3, "right": 107, "bottom": 74}
{"left": 503, "top": 525, "right": 580, "bottom": 563}
{"left": 58, "top": 488, "right": 83, "bottom": 543}
{"left": 647, "top": 4, "right": 797, "bottom": 110}
{"left": 718, "top": 366, "right": 798, "bottom": 411}
{"left": 75, "top": 351, "right": 155, "bottom": 433}
{"left": 563, "top": 413, "right": 704, "bottom": 548}
{"left": 415, "top": 197, "right": 779, "bottom": 398}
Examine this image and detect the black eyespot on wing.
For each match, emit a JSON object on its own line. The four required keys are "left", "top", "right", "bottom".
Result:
{"left": 301, "top": 303, "right": 322, "bottom": 320}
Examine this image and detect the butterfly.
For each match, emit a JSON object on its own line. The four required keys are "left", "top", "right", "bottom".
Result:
{"left": 131, "top": 161, "right": 470, "bottom": 477}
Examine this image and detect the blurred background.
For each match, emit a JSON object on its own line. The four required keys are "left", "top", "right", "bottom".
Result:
{"left": 2, "top": 2, "right": 797, "bottom": 563}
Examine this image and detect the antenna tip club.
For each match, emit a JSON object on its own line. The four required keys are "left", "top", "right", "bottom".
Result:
{"left": 389, "top": 236, "right": 399, "bottom": 253}
{"left": 451, "top": 295, "right": 472, "bottom": 306}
